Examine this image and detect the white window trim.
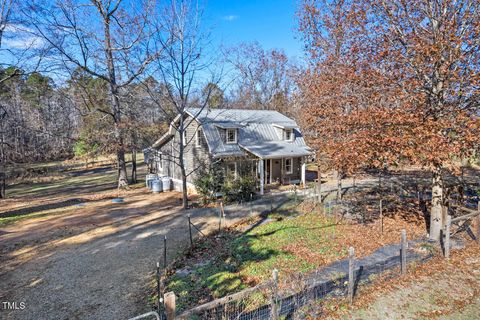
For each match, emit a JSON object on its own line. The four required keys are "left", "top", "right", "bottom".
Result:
{"left": 182, "top": 130, "right": 187, "bottom": 146}
{"left": 196, "top": 129, "right": 202, "bottom": 147}
{"left": 226, "top": 128, "right": 237, "bottom": 144}
{"left": 285, "top": 129, "right": 294, "bottom": 141}
{"left": 285, "top": 158, "right": 293, "bottom": 174}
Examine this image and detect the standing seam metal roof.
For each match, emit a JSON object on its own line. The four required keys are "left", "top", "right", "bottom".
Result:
{"left": 186, "top": 108, "right": 312, "bottom": 159}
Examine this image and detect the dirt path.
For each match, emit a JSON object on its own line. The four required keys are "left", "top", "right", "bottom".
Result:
{"left": 1, "top": 189, "right": 186, "bottom": 319}
{"left": 0, "top": 183, "right": 299, "bottom": 320}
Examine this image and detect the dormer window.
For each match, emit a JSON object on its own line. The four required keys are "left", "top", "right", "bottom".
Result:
{"left": 226, "top": 129, "right": 237, "bottom": 144}
{"left": 285, "top": 129, "right": 294, "bottom": 141}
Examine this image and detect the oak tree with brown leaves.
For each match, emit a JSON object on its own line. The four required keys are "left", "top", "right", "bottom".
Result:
{"left": 298, "top": 0, "right": 480, "bottom": 240}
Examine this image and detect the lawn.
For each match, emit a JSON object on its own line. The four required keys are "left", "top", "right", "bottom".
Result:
{"left": 165, "top": 205, "right": 427, "bottom": 312}
{"left": 1, "top": 154, "right": 147, "bottom": 226}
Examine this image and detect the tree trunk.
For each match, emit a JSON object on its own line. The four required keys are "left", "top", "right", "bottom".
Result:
{"left": 131, "top": 149, "right": 137, "bottom": 184}
{"left": 429, "top": 167, "right": 444, "bottom": 241}
{"left": 103, "top": 14, "right": 128, "bottom": 188}
{"left": 336, "top": 173, "right": 342, "bottom": 201}
{"left": 0, "top": 173, "right": 5, "bottom": 199}
{"left": 179, "top": 141, "right": 188, "bottom": 209}
{"left": 179, "top": 117, "right": 188, "bottom": 209}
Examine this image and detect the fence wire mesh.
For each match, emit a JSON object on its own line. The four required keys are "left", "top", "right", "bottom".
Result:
{"left": 178, "top": 247, "right": 426, "bottom": 320}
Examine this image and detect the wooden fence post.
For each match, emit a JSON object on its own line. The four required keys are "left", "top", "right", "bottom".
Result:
{"left": 164, "top": 291, "right": 176, "bottom": 320}
{"left": 445, "top": 215, "right": 451, "bottom": 260}
{"left": 294, "top": 185, "right": 298, "bottom": 206}
{"left": 271, "top": 269, "right": 279, "bottom": 320}
{"left": 188, "top": 215, "right": 193, "bottom": 247}
{"left": 476, "top": 201, "right": 480, "bottom": 244}
{"left": 380, "top": 199, "right": 384, "bottom": 235}
{"left": 317, "top": 172, "right": 322, "bottom": 204}
{"left": 218, "top": 203, "right": 223, "bottom": 231}
{"left": 401, "top": 229, "right": 407, "bottom": 275}
{"left": 348, "top": 247, "right": 355, "bottom": 304}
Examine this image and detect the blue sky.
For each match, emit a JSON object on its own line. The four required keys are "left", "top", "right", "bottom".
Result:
{"left": 204, "top": 0, "right": 304, "bottom": 59}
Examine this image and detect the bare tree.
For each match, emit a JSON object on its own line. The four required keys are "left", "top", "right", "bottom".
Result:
{"left": 24, "top": 0, "right": 159, "bottom": 187}
{"left": 224, "top": 42, "right": 294, "bottom": 114}
{"left": 145, "top": 0, "right": 221, "bottom": 209}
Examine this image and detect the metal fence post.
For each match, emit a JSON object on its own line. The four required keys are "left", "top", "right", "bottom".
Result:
{"left": 348, "top": 247, "right": 355, "bottom": 304}
{"left": 445, "top": 215, "right": 451, "bottom": 260}
{"left": 271, "top": 269, "right": 279, "bottom": 320}
{"left": 188, "top": 215, "right": 193, "bottom": 247}
{"left": 164, "top": 235, "right": 167, "bottom": 269}
{"left": 401, "top": 229, "right": 407, "bottom": 274}
{"left": 164, "top": 292, "right": 176, "bottom": 320}
{"left": 156, "top": 262, "right": 161, "bottom": 314}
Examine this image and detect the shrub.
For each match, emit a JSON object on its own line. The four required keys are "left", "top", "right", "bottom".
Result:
{"left": 222, "top": 176, "right": 256, "bottom": 204}
{"left": 193, "top": 165, "right": 224, "bottom": 206}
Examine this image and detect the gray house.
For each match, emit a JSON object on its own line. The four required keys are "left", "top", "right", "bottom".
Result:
{"left": 150, "top": 108, "right": 313, "bottom": 194}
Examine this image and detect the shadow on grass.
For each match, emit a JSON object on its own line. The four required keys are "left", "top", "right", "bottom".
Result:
{"left": 0, "top": 198, "right": 92, "bottom": 219}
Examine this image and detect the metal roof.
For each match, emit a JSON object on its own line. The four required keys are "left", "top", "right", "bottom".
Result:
{"left": 186, "top": 108, "right": 313, "bottom": 159}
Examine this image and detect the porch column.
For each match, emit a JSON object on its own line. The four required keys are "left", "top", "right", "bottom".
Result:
{"left": 301, "top": 157, "right": 306, "bottom": 188}
{"left": 258, "top": 159, "right": 264, "bottom": 195}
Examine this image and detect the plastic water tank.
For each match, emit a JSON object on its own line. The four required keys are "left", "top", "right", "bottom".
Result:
{"left": 161, "top": 177, "right": 171, "bottom": 192}
{"left": 152, "top": 179, "right": 163, "bottom": 193}
{"left": 146, "top": 174, "right": 158, "bottom": 189}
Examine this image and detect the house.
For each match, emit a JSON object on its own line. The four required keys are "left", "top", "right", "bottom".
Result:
{"left": 149, "top": 108, "right": 313, "bottom": 194}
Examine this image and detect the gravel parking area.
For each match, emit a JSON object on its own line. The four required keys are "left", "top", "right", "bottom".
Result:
{"left": 0, "top": 189, "right": 193, "bottom": 320}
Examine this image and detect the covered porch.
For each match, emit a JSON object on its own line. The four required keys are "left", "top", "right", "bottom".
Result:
{"left": 257, "top": 156, "right": 307, "bottom": 195}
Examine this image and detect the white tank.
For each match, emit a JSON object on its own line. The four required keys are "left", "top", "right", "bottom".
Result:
{"left": 146, "top": 174, "right": 158, "bottom": 189}
{"left": 152, "top": 179, "right": 163, "bottom": 193}
{"left": 161, "top": 177, "right": 171, "bottom": 192}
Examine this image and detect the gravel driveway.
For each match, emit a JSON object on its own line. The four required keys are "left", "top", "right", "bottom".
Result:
{"left": 0, "top": 170, "right": 379, "bottom": 320}
{"left": 0, "top": 188, "right": 235, "bottom": 320}
{"left": 0, "top": 187, "right": 298, "bottom": 320}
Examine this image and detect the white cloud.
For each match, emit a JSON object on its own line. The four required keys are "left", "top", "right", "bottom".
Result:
{"left": 3, "top": 24, "right": 44, "bottom": 49}
{"left": 222, "top": 15, "right": 239, "bottom": 22}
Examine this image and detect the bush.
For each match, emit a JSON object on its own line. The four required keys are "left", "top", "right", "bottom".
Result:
{"left": 222, "top": 176, "right": 256, "bottom": 204}
{"left": 193, "top": 165, "right": 224, "bottom": 206}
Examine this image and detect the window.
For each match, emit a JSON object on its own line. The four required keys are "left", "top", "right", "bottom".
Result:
{"left": 226, "top": 162, "right": 237, "bottom": 179}
{"left": 196, "top": 129, "right": 203, "bottom": 146}
{"left": 226, "top": 128, "right": 237, "bottom": 144}
{"left": 285, "top": 129, "right": 294, "bottom": 141}
{"left": 285, "top": 158, "right": 293, "bottom": 174}
{"left": 182, "top": 130, "right": 187, "bottom": 146}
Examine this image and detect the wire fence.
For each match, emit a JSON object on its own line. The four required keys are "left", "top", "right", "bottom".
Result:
{"left": 173, "top": 233, "right": 432, "bottom": 320}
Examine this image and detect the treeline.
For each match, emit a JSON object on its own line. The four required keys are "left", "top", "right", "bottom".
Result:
{"left": 0, "top": 0, "right": 297, "bottom": 177}
{"left": 0, "top": 67, "right": 169, "bottom": 164}
{"left": 0, "top": 68, "right": 76, "bottom": 163}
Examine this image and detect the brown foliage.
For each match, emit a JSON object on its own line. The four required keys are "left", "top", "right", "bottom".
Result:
{"left": 297, "top": 0, "right": 480, "bottom": 174}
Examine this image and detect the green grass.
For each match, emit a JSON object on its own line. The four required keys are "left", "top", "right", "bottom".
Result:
{"left": 1, "top": 156, "right": 147, "bottom": 226}
{"left": 0, "top": 205, "right": 83, "bottom": 226}
{"left": 166, "top": 212, "right": 344, "bottom": 312}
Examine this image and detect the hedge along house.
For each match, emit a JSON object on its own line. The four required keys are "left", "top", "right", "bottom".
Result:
{"left": 150, "top": 108, "right": 313, "bottom": 195}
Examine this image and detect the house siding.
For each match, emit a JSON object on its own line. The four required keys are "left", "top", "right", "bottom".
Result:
{"left": 157, "top": 115, "right": 212, "bottom": 185}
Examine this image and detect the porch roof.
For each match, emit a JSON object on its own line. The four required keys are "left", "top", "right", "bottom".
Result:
{"left": 240, "top": 142, "right": 313, "bottom": 159}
